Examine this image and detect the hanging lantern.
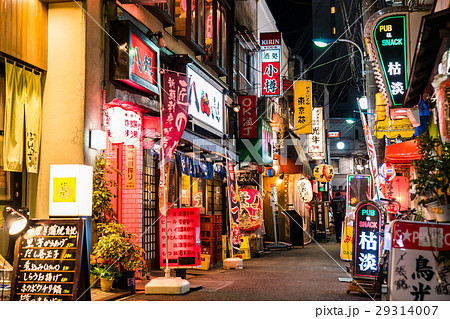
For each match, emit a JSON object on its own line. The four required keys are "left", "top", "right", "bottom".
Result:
{"left": 379, "top": 162, "right": 396, "bottom": 183}
{"left": 313, "top": 164, "right": 334, "bottom": 182}
{"left": 297, "top": 179, "right": 313, "bottom": 202}
{"left": 105, "top": 106, "right": 141, "bottom": 146}
{"left": 266, "top": 168, "right": 275, "bottom": 177}
{"left": 257, "top": 164, "right": 265, "bottom": 174}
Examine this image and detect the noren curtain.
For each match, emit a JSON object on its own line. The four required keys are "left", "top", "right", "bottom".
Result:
{"left": 3, "top": 60, "right": 42, "bottom": 173}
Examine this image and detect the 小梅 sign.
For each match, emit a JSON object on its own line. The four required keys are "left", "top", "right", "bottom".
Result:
{"left": 352, "top": 201, "right": 382, "bottom": 280}
{"left": 373, "top": 15, "right": 407, "bottom": 107}
{"left": 260, "top": 32, "right": 282, "bottom": 97}
{"left": 110, "top": 20, "right": 160, "bottom": 95}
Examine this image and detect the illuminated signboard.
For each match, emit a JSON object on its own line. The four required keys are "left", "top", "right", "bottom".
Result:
{"left": 294, "top": 80, "right": 312, "bottom": 134}
{"left": 347, "top": 174, "right": 371, "bottom": 210}
{"left": 389, "top": 221, "right": 450, "bottom": 301}
{"left": 353, "top": 201, "right": 382, "bottom": 280}
{"left": 110, "top": 20, "right": 160, "bottom": 95}
{"left": 260, "top": 32, "right": 282, "bottom": 97}
{"left": 237, "top": 95, "right": 257, "bottom": 139}
{"left": 374, "top": 15, "right": 407, "bottom": 106}
{"left": 187, "top": 64, "right": 224, "bottom": 133}
{"left": 308, "top": 107, "right": 325, "bottom": 159}
{"left": 328, "top": 131, "right": 340, "bottom": 138}
{"left": 159, "top": 207, "right": 201, "bottom": 268}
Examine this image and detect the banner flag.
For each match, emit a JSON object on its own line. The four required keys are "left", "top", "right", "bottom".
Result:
{"left": 225, "top": 150, "right": 241, "bottom": 254}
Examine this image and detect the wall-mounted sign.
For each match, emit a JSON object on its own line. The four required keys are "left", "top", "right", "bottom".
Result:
{"left": 328, "top": 131, "right": 340, "bottom": 138}
{"left": 373, "top": 15, "right": 407, "bottom": 107}
{"left": 308, "top": 107, "right": 325, "bottom": 159}
{"left": 294, "top": 80, "right": 312, "bottom": 134}
{"left": 237, "top": 95, "right": 257, "bottom": 139}
{"left": 260, "top": 32, "right": 282, "bottom": 97}
{"left": 352, "top": 201, "right": 382, "bottom": 280}
{"left": 187, "top": 64, "right": 224, "bottom": 133}
{"left": 49, "top": 165, "right": 93, "bottom": 217}
{"left": 110, "top": 20, "right": 160, "bottom": 95}
{"left": 237, "top": 118, "right": 273, "bottom": 166}
{"left": 379, "top": 161, "right": 396, "bottom": 182}
{"left": 124, "top": 146, "right": 136, "bottom": 189}
{"left": 389, "top": 220, "right": 450, "bottom": 301}
{"left": 159, "top": 207, "right": 201, "bottom": 268}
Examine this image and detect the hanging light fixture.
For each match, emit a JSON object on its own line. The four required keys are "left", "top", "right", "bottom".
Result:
{"left": 3, "top": 207, "right": 29, "bottom": 235}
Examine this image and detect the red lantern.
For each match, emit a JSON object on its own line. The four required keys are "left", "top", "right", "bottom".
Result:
{"left": 257, "top": 164, "right": 264, "bottom": 174}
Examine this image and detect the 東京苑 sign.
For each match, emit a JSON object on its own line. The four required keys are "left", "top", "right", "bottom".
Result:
{"left": 260, "top": 32, "right": 282, "bottom": 97}
{"left": 388, "top": 220, "right": 450, "bottom": 301}
{"left": 373, "top": 15, "right": 407, "bottom": 106}
{"left": 352, "top": 201, "right": 382, "bottom": 280}
{"left": 294, "top": 80, "right": 312, "bottom": 134}
{"left": 159, "top": 207, "right": 201, "bottom": 268}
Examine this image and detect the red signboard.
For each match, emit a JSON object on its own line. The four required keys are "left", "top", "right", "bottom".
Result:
{"left": 131, "top": 33, "right": 157, "bottom": 86}
{"left": 260, "top": 32, "right": 282, "bottom": 97}
{"left": 159, "top": 207, "right": 201, "bottom": 268}
{"left": 237, "top": 95, "right": 257, "bottom": 139}
{"left": 392, "top": 220, "right": 450, "bottom": 251}
{"left": 328, "top": 131, "right": 340, "bottom": 138}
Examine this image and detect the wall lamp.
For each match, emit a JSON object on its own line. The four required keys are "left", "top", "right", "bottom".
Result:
{"left": 147, "top": 31, "right": 166, "bottom": 48}
{"left": 230, "top": 102, "right": 240, "bottom": 113}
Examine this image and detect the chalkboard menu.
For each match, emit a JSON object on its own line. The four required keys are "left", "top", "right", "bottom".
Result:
{"left": 10, "top": 219, "right": 90, "bottom": 301}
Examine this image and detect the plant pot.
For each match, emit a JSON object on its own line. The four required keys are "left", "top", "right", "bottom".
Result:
{"left": 90, "top": 276, "right": 99, "bottom": 288}
{"left": 100, "top": 278, "right": 114, "bottom": 292}
{"left": 113, "top": 270, "right": 136, "bottom": 294}
{"left": 432, "top": 204, "right": 450, "bottom": 223}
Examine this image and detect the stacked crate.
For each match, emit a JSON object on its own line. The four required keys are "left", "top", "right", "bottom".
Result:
{"left": 200, "top": 215, "right": 222, "bottom": 265}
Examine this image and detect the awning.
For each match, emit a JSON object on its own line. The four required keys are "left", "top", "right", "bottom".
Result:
{"left": 385, "top": 139, "right": 421, "bottom": 164}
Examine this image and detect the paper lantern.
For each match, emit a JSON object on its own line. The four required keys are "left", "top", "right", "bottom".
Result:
{"left": 313, "top": 164, "right": 334, "bottom": 182}
{"left": 297, "top": 179, "right": 313, "bottom": 202}
{"left": 257, "top": 164, "right": 265, "bottom": 174}
{"left": 379, "top": 162, "right": 396, "bottom": 182}
{"left": 105, "top": 106, "right": 141, "bottom": 145}
{"left": 266, "top": 168, "right": 275, "bottom": 177}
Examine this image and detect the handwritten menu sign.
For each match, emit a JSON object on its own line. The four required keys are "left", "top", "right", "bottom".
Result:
{"left": 11, "top": 219, "right": 87, "bottom": 301}
{"left": 159, "top": 208, "right": 200, "bottom": 268}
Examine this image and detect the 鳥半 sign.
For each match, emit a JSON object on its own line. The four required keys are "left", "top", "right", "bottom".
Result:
{"left": 352, "top": 201, "right": 382, "bottom": 280}
{"left": 389, "top": 220, "right": 450, "bottom": 301}
{"left": 260, "top": 32, "right": 282, "bottom": 97}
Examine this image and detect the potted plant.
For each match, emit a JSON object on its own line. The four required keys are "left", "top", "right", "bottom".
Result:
{"left": 411, "top": 134, "right": 450, "bottom": 221}
{"left": 93, "top": 222, "right": 146, "bottom": 293}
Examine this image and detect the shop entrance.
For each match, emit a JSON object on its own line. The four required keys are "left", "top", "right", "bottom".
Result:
{"left": 142, "top": 150, "right": 159, "bottom": 270}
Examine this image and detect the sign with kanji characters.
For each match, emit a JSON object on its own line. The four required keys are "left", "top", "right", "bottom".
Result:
{"left": 237, "top": 95, "right": 257, "bottom": 139}
{"left": 294, "top": 80, "right": 312, "bottom": 134}
{"left": 11, "top": 219, "right": 90, "bottom": 301}
{"left": 389, "top": 220, "right": 450, "bottom": 301}
{"left": 308, "top": 107, "right": 325, "bottom": 159}
{"left": 110, "top": 20, "right": 160, "bottom": 95}
{"left": 187, "top": 64, "right": 224, "bottom": 133}
{"left": 159, "top": 207, "right": 201, "bottom": 268}
{"left": 373, "top": 15, "right": 407, "bottom": 106}
{"left": 124, "top": 146, "right": 136, "bottom": 189}
{"left": 352, "top": 201, "right": 382, "bottom": 280}
{"left": 226, "top": 150, "right": 241, "bottom": 253}
{"left": 105, "top": 106, "right": 142, "bottom": 146}
{"left": 260, "top": 32, "right": 282, "bottom": 97}
{"left": 340, "top": 217, "right": 354, "bottom": 261}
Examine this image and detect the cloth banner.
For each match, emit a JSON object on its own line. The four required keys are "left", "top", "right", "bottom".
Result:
{"left": 238, "top": 188, "right": 263, "bottom": 232}
{"left": 4, "top": 61, "right": 41, "bottom": 173}
{"left": 226, "top": 150, "right": 241, "bottom": 253}
{"left": 175, "top": 153, "right": 214, "bottom": 179}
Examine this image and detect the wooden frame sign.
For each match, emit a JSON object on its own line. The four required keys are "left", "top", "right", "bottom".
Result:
{"left": 10, "top": 219, "right": 90, "bottom": 301}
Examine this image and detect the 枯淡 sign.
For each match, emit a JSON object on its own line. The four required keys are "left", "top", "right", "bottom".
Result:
{"left": 373, "top": 15, "right": 407, "bottom": 106}
{"left": 352, "top": 201, "right": 382, "bottom": 280}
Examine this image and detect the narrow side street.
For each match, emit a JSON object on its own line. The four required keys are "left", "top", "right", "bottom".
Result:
{"left": 120, "top": 240, "right": 375, "bottom": 301}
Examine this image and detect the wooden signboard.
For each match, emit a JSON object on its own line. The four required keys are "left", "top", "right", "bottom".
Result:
{"left": 10, "top": 219, "right": 90, "bottom": 301}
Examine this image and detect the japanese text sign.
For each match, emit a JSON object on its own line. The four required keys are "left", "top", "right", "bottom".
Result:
{"left": 105, "top": 106, "right": 142, "bottom": 146}
{"left": 226, "top": 151, "right": 241, "bottom": 253}
{"left": 159, "top": 208, "right": 201, "bottom": 268}
{"left": 162, "top": 72, "right": 189, "bottom": 163}
{"left": 260, "top": 32, "right": 282, "bottom": 97}
{"left": 389, "top": 220, "right": 450, "bottom": 301}
{"left": 187, "top": 64, "right": 224, "bottom": 133}
{"left": 308, "top": 107, "right": 325, "bottom": 159}
{"left": 130, "top": 33, "right": 157, "bottom": 87}
{"left": 352, "top": 201, "right": 382, "bottom": 280}
{"left": 374, "top": 15, "right": 407, "bottom": 106}
{"left": 294, "top": 80, "right": 312, "bottom": 134}
{"left": 11, "top": 219, "right": 85, "bottom": 301}
{"left": 237, "top": 95, "right": 257, "bottom": 139}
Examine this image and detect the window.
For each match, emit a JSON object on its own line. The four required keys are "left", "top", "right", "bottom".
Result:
{"left": 235, "top": 42, "right": 252, "bottom": 92}
{"left": 174, "top": 0, "right": 206, "bottom": 54}
{"left": 331, "top": 158, "right": 340, "bottom": 174}
{"left": 204, "top": 0, "right": 228, "bottom": 75}
{"left": 207, "top": 176, "right": 223, "bottom": 214}
{"left": 144, "top": 0, "right": 175, "bottom": 27}
{"left": 331, "top": 6, "right": 335, "bottom": 14}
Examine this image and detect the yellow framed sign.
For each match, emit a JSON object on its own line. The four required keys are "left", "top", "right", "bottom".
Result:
{"left": 340, "top": 217, "right": 354, "bottom": 261}
{"left": 294, "top": 80, "right": 312, "bottom": 134}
